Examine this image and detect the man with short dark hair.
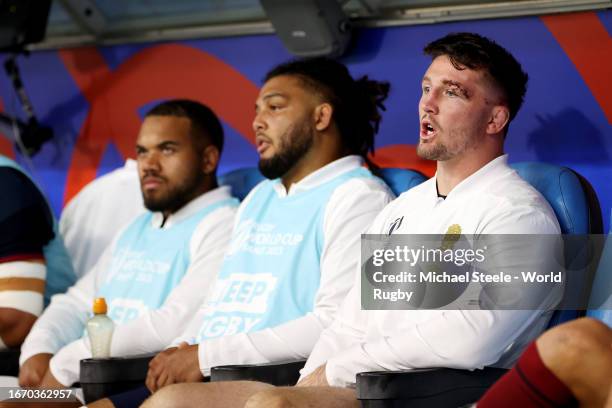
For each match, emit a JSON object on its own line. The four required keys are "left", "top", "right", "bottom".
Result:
{"left": 142, "top": 59, "right": 394, "bottom": 396}
{"left": 17, "top": 99, "right": 238, "bottom": 389}
{"left": 145, "top": 32, "right": 562, "bottom": 408}
{"left": 87, "top": 57, "right": 395, "bottom": 408}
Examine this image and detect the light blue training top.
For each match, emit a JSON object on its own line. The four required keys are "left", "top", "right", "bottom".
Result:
{"left": 98, "top": 196, "right": 239, "bottom": 325}
{"left": 194, "top": 167, "right": 375, "bottom": 341}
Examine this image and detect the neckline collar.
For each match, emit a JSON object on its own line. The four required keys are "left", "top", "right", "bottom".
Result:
{"left": 150, "top": 185, "right": 233, "bottom": 228}
{"left": 271, "top": 155, "right": 364, "bottom": 198}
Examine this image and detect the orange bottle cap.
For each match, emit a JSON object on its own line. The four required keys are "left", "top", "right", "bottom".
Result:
{"left": 93, "top": 297, "right": 107, "bottom": 314}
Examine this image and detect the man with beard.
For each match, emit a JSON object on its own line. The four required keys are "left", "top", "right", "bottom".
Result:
{"left": 17, "top": 100, "right": 238, "bottom": 389}
{"left": 143, "top": 33, "right": 562, "bottom": 408}
{"left": 86, "top": 57, "right": 394, "bottom": 408}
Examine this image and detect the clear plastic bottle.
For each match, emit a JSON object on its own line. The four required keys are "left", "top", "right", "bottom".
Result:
{"left": 86, "top": 297, "right": 114, "bottom": 358}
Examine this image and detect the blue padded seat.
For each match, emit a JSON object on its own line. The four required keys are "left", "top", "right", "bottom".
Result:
{"left": 356, "top": 162, "right": 603, "bottom": 408}
{"left": 510, "top": 162, "right": 603, "bottom": 325}
{"left": 374, "top": 167, "right": 427, "bottom": 196}
{"left": 220, "top": 166, "right": 428, "bottom": 201}
{"left": 587, "top": 210, "right": 611, "bottom": 325}
{"left": 510, "top": 162, "right": 601, "bottom": 234}
{"left": 218, "top": 167, "right": 265, "bottom": 201}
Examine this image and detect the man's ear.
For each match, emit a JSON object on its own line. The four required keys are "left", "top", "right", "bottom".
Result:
{"left": 314, "top": 103, "right": 333, "bottom": 132}
{"left": 201, "top": 145, "right": 220, "bottom": 175}
{"left": 487, "top": 105, "right": 510, "bottom": 135}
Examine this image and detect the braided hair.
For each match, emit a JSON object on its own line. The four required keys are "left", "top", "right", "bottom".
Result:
{"left": 264, "top": 58, "right": 390, "bottom": 165}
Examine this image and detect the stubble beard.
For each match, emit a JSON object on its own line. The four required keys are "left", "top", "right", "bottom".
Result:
{"left": 142, "top": 168, "right": 204, "bottom": 214}
{"left": 416, "top": 128, "right": 477, "bottom": 162}
{"left": 258, "top": 119, "right": 314, "bottom": 180}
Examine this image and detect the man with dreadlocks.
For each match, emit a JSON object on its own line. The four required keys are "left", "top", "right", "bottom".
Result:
{"left": 86, "top": 57, "right": 394, "bottom": 408}
{"left": 144, "top": 32, "right": 562, "bottom": 408}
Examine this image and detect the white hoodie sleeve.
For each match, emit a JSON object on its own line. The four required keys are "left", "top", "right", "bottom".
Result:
{"left": 301, "top": 203, "right": 562, "bottom": 387}
{"left": 191, "top": 178, "right": 394, "bottom": 375}
{"left": 19, "top": 243, "right": 113, "bottom": 365}
{"left": 48, "top": 206, "right": 236, "bottom": 386}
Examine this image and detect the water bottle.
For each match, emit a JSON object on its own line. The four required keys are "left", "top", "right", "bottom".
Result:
{"left": 86, "top": 297, "right": 114, "bottom": 358}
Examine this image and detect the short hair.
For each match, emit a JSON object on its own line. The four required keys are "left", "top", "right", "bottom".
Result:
{"left": 145, "top": 99, "right": 224, "bottom": 153}
{"left": 264, "top": 57, "right": 390, "bottom": 161}
{"left": 424, "top": 32, "right": 528, "bottom": 127}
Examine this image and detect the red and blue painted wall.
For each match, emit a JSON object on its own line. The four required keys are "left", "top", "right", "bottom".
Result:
{"left": 1, "top": 11, "right": 611, "bottom": 231}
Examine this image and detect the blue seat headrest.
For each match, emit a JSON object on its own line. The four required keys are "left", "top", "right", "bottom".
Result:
{"left": 587, "top": 210, "right": 612, "bottom": 325}
{"left": 375, "top": 168, "right": 427, "bottom": 196}
{"left": 219, "top": 167, "right": 265, "bottom": 201}
{"left": 221, "top": 166, "right": 429, "bottom": 201}
{"left": 511, "top": 162, "right": 603, "bottom": 326}
{"left": 510, "top": 162, "right": 593, "bottom": 234}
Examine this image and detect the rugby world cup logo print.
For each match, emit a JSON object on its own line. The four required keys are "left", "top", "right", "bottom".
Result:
{"left": 226, "top": 219, "right": 256, "bottom": 256}
{"left": 388, "top": 216, "right": 404, "bottom": 235}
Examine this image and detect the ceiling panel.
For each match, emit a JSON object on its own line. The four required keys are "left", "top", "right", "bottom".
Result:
{"left": 36, "top": 0, "right": 611, "bottom": 49}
